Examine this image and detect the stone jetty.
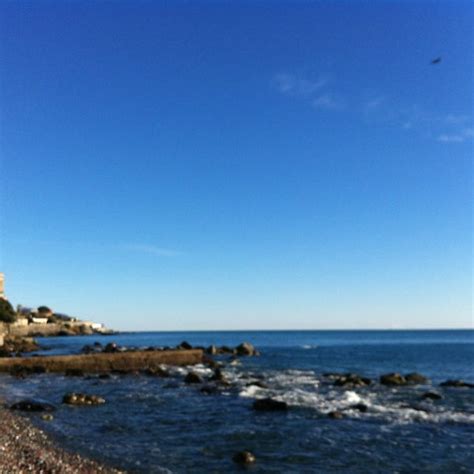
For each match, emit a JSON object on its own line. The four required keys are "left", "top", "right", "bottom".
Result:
{"left": 0, "top": 349, "right": 203, "bottom": 375}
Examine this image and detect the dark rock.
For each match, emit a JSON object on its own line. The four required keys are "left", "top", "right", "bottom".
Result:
{"left": 209, "top": 368, "right": 227, "bottom": 383}
{"left": 333, "top": 373, "right": 371, "bottom": 388}
{"left": 9, "top": 365, "right": 46, "bottom": 377}
{"left": 184, "top": 371, "right": 203, "bottom": 384}
{"left": 10, "top": 399, "right": 56, "bottom": 412}
{"left": 246, "top": 381, "right": 269, "bottom": 389}
{"left": 328, "top": 410, "right": 344, "bottom": 419}
{"left": 62, "top": 393, "right": 106, "bottom": 406}
{"left": 350, "top": 403, "right": 368, "bottom": 412}
{"left": 99, "top": 374, "right": 111, "bottom": 379}
{"left": 440, "top": 379, "right": 474, "bottom": 388}
{"left": 421, "top": 391, "right": 442, "bottom": 400}
{"left": 252, "top": 398, "right": 288, "bottom": 411}
{"left": 65, "top": 368, "right": 85, "bottom": 377}
{"left": 200, "top": 384, "right": 219, "bottom": 395}
{"left": 104, "top": 342, "right": 118, "bottom": 353}
{"left": 405, "top": 373, "right": 429, "bottom": 385}
{"left": 235, "top": 342, "right": 257, "bottom": 356}
{"left": 144, "top": 367, "right": 170, "bottom": 377}
{"left": 178, "top": 341, "right": 193, "bottom": 350}
{"left": 205, "top": 345, "right": 218, "bottom": 355}
{"left": 41, "top": 414, "right": 54, "bottom": 421}
{"left": 380, "top": 373, "right": 407, "bottom": 386}
{"left": 233, "top": 451, "right": 256, "bottom": 465}
{"left": 219, "top": 346, "right": 235, "bottom": 354}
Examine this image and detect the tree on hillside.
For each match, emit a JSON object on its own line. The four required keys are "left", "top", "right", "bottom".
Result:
{"left": 0, "top": 299, "right": 16, "bottom": 323}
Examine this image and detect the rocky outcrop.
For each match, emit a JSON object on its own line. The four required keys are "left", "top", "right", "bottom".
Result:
{"left": 0, "top": 337, "right": 40, "bottom": 357}
{"left": 405, "top": 373, "right": 429, "bottom": 385}
{"left": 332, "top": 373, "right": 371, "bottom": 388}
{"left": 421, "top": 391, "right": 442, "bottom": 400}
{"left": 235, "top": 342, "right": 258, "bottom": 356}
{"left": 328, "top": 411, "right": 344, "bottom": 419}
{"left": 252, "top": 398, "right": 288, "bottom": 411}
{"left": 184, "top": 371, "right": 203, "bottom": 384}
{"left": 380, "top": 373, "right": 407, "bottom": 386}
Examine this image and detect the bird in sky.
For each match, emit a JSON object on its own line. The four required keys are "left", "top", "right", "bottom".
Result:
{"left": 431, "top": 57, "right": 442, "bottom": 64}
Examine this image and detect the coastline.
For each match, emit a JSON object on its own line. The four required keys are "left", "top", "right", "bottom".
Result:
{"left": 0, "top": 399, "right": 122, "bottom": 473}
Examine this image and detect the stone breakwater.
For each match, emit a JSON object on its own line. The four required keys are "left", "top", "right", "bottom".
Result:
{"left": 0, "top": 403, "right": 122, "bottom": 473}
{"left": 0, "top": 349, "right": 204, "bottom": 375}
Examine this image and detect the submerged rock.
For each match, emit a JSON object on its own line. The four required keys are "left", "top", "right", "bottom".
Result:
{"left": 252, "top": 398, "right": 288, "bottom": 411}
{"left": 184, "top": 371, "right": 203, "bottom": 384}
{"left": 233, "top": 451, "right": 256, "bottom": 464}
{"left": 440, "top": 379, "right": 474, "bottom": 388}
{"left": 10, "top": 399, "right": 56, "bottom": 412}
{"left": 421, "top": 391, "right": 443, "bottom": 400}
{"left": 380, "top": 373, "right": 407, "bottom": 386}
{"left": 62, "top": 393, "right": 106, "bottom": 406}
{"left": 349, "top": 403, "right": 368, "bottom": 413}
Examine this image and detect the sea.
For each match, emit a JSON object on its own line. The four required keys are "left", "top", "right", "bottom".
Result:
{"left": 1, "top": 330, "right": 473, "bottom": 473}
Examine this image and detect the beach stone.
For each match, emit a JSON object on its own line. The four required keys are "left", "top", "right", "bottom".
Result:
{"left": 328, "top": 410, "right": 344, "bottom": 419}
{"left": 440, "top": 379, "right": 474, "bottom": 388}
{"left": 104, "top": 342, "right": 118, "bottom": 353}
{"left": 380, "top": 373, "right": 407, "bottom": 386}
{"left": 10, "top": 399, "right": 56, "bottom": 412}
{"left": 62, "top": 393, "right": 106, "bottom": 406}
{"left": 333, "top": 373, "right": 371, "bottom": 388}
{"left": 233, "top": 451, "right": 256, "bottom": 464}
{"left": 252, "top": 398, "right": 288, "bottom": 411}
{"left": 421, "top": 391, "right": 443, "bottom": 400}
{"left": 184, "top": 371, "right": 203, "bottom": 384}
{"left": 41, "top": 414, "right": 54, "bottom": 421}
{"left": 405, "top": 373, "right": 429, "bottom": 385}
{"left": 236, "top": 342, "right": 257, "bottom": 356}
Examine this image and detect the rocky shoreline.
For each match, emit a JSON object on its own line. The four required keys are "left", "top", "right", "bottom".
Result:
{"left": 0, "top": 401, "right": 122, "bottom": 473}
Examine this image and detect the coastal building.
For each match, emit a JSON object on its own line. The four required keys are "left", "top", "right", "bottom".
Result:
{"left": 0, "top": 273, "right": 5, "bottom": 300}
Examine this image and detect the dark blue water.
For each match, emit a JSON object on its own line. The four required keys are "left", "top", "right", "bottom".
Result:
{"left": 2, "top": 330, "right": 473, "bottom": 473}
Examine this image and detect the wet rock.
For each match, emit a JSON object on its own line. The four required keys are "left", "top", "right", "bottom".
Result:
{"left": 200, "top": 384, "right": 219, "bottom": 395}
{"left": 440, "top": 379, "right": 474, "bottom": 388}
{"left": 64, "top": 368, "right": 85, "bottom": 377}
{"left": 143, "top": 367, "right": 170, "bottom": 377}
{"left": 380, "top": 373, "right": 407, "bottom": 386}
{"left": 233, "top": 451, "right": 256, "bottom": 464}
{"left": 405, "top": 373, "right": 429, "bottom": 385}
{"left": 421, "top": 391, "right": 443, "bottom": 400}
{"left": 205, "top": 345, "right": 218, "bottom": 355}
{"left": 252, "top": 398, "right": 288, "bottom": 411}
{"left": 177, "top": 341, "right": 193, "bottom": 350}
{"left": 9, "top": 365, "right": 46, "bottom": 377}
{"left": 235, "top": 342, "right": 257, "bottom": 356}
{"left": 103, "top": 342, "right": 118, "bottom": 353}
{"left": 10, "top": 400, "right": 56, "bottom": 412}
{"left": 219, "top": 346, "right": 235, "bottom": 354}
{"left": 328, "top": 411, "right": 344, "bottom": 419}
{"left": 41, "top": 414, "right": 54, "bottom": 421}
{"left": 62, "top": 393, "right": 106, "bottom": 406}
{"left": 99, "top": 373, "right": 111, "bottom": 379}
{"left": 246, "top": 381, "right": 269, "bottom": 389}
{"left": 349, "top": 403, "right": 368, "bottom": 412}
{"left": 333, "top": 373, "right": 371, "bottom": 388}
{"left": 209, "top": 368, "right": 227, "bottom": 383}
{"left": 184, "top": 371, "right": 203, "bottom": 384}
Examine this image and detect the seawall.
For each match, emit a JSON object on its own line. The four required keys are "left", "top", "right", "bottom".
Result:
{"left": 0, "top": 349, "right": 204, "bottom": 374}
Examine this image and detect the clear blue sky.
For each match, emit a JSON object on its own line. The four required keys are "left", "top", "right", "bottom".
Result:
{"left": 0, "top": 1, "right": 472, "bottom": 330}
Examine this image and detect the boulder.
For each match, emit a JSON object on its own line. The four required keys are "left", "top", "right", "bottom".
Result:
{"left": 333, "top": 373, "right": 371, "bottom": 388}
{"left": 184, "top": 371, "right": 203, "bottom": 384}
{"left": 143, "top": 367, "right": 170, "bottom": 378}
{"left": 405, "top": 373, "right": 429, "bottom": 385}
{"left": 235, "top": 342, "right": 257, "bottom": 356}
{"left": 200, "top": 384, "right": 219, "bottom": 395}
{"left": 62, "top": 393, "right": 106, "bottom": 406}
{"left": 252, "top": 398, "right": 288, "bottom": 411}
{"left": 380, "top": 373, "right": 407, "bottom": 386}
{"left": 233, "top": 451, "right": 256, "bottom": 465}
{"left": 205, "top": 345, "right": 218, "bottom": 355}
{"left": 10, "top": 399, "right": 56, "bottom": 412}
{"left": 421, "top": 391, "right": 442, "bottom": 400}
{"left": 440, "top": 379, "right": 474, "bottom": 388}
{"left": 349, "top": 403, "right": 368, "bottom": 412}
{"left": 209, "top": 368, "right": 227, "bottom": 383}
{"left": 41, "top": 414, "right": 54, "bottom": 421}
{"left": 328, "top": 410, "right": 344, "bottom": 419}
{"left": 178, "top": 341, "right": 193, "bottom": 350}
{"left": 104, "top": 342, "right": 118, "bottom": 353}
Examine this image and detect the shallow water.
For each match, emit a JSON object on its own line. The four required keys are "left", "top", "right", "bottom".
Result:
{"left": 2, "top": 330, "right": 473, "bottom": 472}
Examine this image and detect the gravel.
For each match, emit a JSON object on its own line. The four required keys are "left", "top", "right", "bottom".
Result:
{"left": 0, "top": 402, "right": 123, "bottom": 473}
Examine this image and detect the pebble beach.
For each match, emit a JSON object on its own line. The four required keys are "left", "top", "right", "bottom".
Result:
{"left": 0, "top": 402, "right": 120, "bottom": 474}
